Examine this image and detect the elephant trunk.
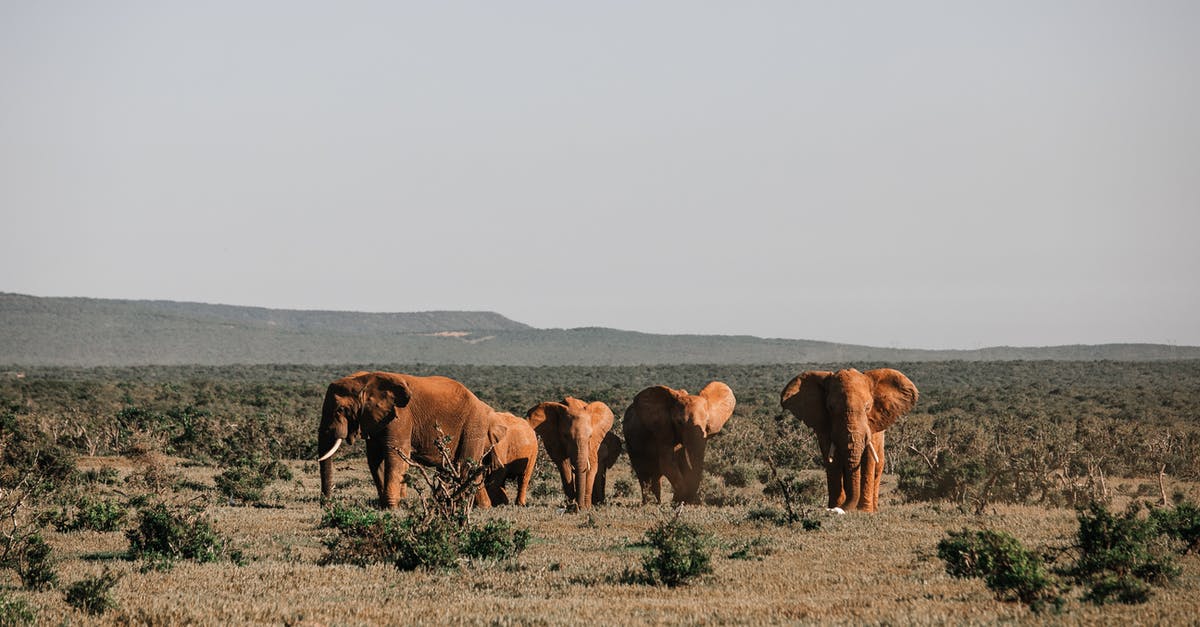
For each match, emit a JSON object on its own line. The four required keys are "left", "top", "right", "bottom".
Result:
{"left": 680, "top": 427, "right": 707, "bottom": 504}
{"left": 318, "top": 425, "right": 348, "bottom": 500}
{"left": 575, "top": 450, "right": 592, "bottom": 509}
{"left": 841, "top": 435, "right": 866, "bottom": 511}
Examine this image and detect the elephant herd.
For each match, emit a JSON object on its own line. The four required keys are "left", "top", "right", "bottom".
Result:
{"left": 316, "top": 368, "right": 918, "bottom": 513}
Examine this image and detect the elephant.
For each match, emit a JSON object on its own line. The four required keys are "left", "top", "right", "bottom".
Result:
{"left": 526, "top": 397, "right": 620, "bottom": 509}
{"left": 481, "top": 412, "right": 538, "bottom": 506}
{"left": 779, "top": 368, "right": 918, "bottom": 513}
{"left": 316, "top": 371, "right": 507, "bottom": 509}
{"left": 592, "top": 431, "right": 623, "bottom": 506}
{"left": 622, "top": 382, "right": 736, "bottom": 505}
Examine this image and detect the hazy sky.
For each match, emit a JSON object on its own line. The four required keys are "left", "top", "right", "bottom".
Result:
{"left": 2, "top": 2, "right": 1198, "bottom": 349}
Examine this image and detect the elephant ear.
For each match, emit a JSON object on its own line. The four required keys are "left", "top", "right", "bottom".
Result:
{"left": 486, "top": 416, "right": 509, "bottom": 452}
{"left": 525, "top": 402, "right": 568, "bottom": 436}
{"left": 488, "top": 413, "right": 518, "bottom": 466}
{"left": 362, "top": 373, "right": 412, "bottom": 410}
{"left": 866, "top": 368, "right": 918, "bottom": 432}
{"left": 579, "top": 400, "right": 614, "bottom": 453}
{"left": 598, "top": 432, "right": 623, "bottom": 467}
{"left": 698, "top": 381, "right": 736, "bottom": 435}
{"left": 780, "top": 371, "right": 832, "bottom": 435}
{"left": 527, "top": 402, "right": 569, "bottom": 463}
{"left": 582, "top": 400, "right": 614, "bottom": 435}
{"left": 634, "top": 386, "right": 687, "bottom": 422}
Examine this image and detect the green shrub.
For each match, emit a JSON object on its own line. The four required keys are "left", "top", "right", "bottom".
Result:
{"left": 721, "top": 465, "right": 754, "bottom": 488}
{"left": 5, "top": 533, "right": 58, "bottom": 591}
{"left": 637, "top": 518, "right": 712, "bottom": 587}
{"left": 126, "top": 502, "right": 238, "bottom": 566}
{"left": 1147, "top": 500, "right": 1200, "bottom": 554}
{"left": 214, "top": 466, "right": 270, "bottom": 504}
{"left": 80, "top": 467, "right": 120, "bottom": 485}
{"left": 319, "top": 508, "right": 419, "bottom": 569}
{"left": 937, "top": 529, "right": 1063, "bottom": 613}
{"left": 320, "top": 502, "right": 385, "bottom": 534}
{"left": 214, "top": 457, "right": 292, "bottom": 505}
{"left": 0, "top": 590, "right": 35, "bottom": 625}
{"left": 1065, "top": 502, "right": 1179, "bottom": 604}
{"left": 53, "top": 497, "right": 127, "bottom": 533}
{"left": 393, "top": 517, "right": 459, "bottom": 571}
{"left": 320, "top": 505, "right": 529, "bottom": 570}
{"left": 746, "top": 506, "right": 786, "bottom": 523}
{"left": 1081, "top": 574, "right": 1151, "bottom": 605}
{"left": 461, "top": 519, "right": 530, "bottom": 562}
{"left": 64, "top": 570, "right": 120, "bottom": 616}
{"left": 760, "top": 473, "right": 823, "bottom": 503}
{"left": 0, "top": 412, "right": 77, "bottom": 492}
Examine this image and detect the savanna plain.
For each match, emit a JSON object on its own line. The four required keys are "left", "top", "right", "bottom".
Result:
{"left": 2, "top": 361, "right": 1199, "bottom": 625}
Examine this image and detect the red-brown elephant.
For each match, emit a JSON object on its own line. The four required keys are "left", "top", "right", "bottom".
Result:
{"left": 482, "top": 412, "right": 538, "bottom": 506}
{"left": 316, "top": 371, "right": 507, "bottom": 509}
{"left": 780, "top": 368, "right": 918, "bottom": 512}
{"left": 623, "top": 382, "right": 736, "bottom": 505}
{"left": 526, "top": 397, "right": 620, "bottom": 509}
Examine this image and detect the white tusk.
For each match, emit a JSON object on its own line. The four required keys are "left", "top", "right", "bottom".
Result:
{"left": 865, "top": 439, "right": 880, "bottom": 466}
{"left": 317, "top": 438, "right": 343, "bottom": 462}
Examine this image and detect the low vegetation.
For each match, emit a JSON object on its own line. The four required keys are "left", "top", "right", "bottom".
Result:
{"left": 0, "top": 361, "right": 1196, "bottom": 622}
{"left": 319, "top": 449, "right": 531, "bottom": 571}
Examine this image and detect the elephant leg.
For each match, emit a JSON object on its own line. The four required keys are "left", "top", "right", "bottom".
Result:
{"left": 824, "top": 464, "right": 845, "bottom": 509}
{"left": 628, "top": 449, "right": 660, "bottom": 504}
{"left": 516, "top": 459, "right": 533, "bottom": 506}
{"left": 857, "top": 433, "right": 885, "bottom": 512}
{"left": 636, "top": 475, "right": 663, "bottom": 505}
{"left": 817, "top": 435, "right": 844, "bottom": 508}
{"left": 864, "top": 434, "right": 886, "bottom": 512}
{"left": 381, "top": 449, "right": 409, "bottom": 509}
{"left": 659, "top": 446, "right": 689, "bottom": 504}
{"left": 592, "top": 466, "right": 608, "bottom": 505}
{"left": 579, "top": 463, "right": 598, "bottom": 509}
{"left": 488, "top": 471, "right": 510, "bottom": 506}
{"left": 367, "top": 439, "right": 387, "bottom": 500}
{"left": 557, "top": 458, "right": 577, "bottom": 503}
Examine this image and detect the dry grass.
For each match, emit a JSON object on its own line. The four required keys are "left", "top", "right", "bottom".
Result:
{"left": 10, "top": 457, "right": 1198, "bottom": 625}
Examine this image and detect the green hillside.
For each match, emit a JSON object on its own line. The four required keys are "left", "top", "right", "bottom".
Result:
{"left": 2, "top": 292, "right": 1197, "bottom": 366}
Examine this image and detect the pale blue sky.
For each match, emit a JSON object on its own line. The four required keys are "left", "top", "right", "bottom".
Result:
{"left": 2, "top": 1, "right": 1197, "bottom": 348}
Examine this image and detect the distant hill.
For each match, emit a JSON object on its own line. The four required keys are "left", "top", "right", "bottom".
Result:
{"left": 2, "top": 292, "right": 1197, "bottom": 366}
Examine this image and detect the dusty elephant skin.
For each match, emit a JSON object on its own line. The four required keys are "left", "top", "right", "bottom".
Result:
{"left": 779, "top": 368, "right": 918, "bottom": 512}
{"left": 316, "top": 371, "right": 508, "bottom": 509}
{"left": 526, "top": 398, "right": 621, "bottom": 509}
{"left": 483, "top": 412, "right": 538, "bottom": 506}
{"left": 623, "top": 382, "right": 736, "bottom": 505}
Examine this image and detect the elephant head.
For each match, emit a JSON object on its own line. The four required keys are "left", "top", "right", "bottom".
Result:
{"left": 526, "top": 397, "right": 614, "bottom": 509}
{"left": 317, "top": 371, "right": 373, "bottom": 499}
{"left": 780, "top": 368, "right": 917, "bottom": 512}
{"left": 624, "top": 381, "right": 736, "bottom": 504}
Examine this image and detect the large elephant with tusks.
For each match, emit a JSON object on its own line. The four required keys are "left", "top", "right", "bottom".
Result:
{"left": 316, "top": 371, "right": 508, "bottom": 509}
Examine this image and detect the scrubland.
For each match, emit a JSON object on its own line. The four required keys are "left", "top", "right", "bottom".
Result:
{"left": 2, "top": 361, "right": 1199, "bottom": 624}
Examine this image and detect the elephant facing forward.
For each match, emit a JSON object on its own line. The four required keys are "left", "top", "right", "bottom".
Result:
{"left": 316, "top": 371, "right": 507, "bottom": 509}
{"left": 526, "top": 397, "right": 620, "bottom": 509}
{"left": 623, "top": 382, "right": 736, "bottom": 505}
{"left": 780, "top": 368, "right": 918, "bottom": 513}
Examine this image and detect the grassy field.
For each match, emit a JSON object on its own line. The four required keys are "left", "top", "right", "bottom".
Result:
{"left": 2, "top": 362, "right": 1199, "bottom": 624}
{"left": 17, "top": 458, "right": 1200, "bottom": 625}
